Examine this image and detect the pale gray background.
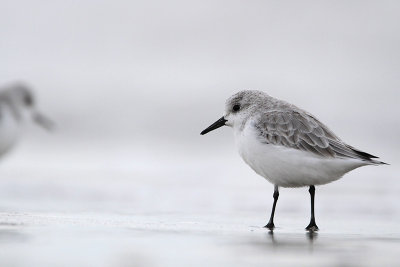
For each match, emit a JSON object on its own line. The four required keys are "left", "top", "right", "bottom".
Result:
{"left": 0, "top": 1, "right": 399, "bottom": 266}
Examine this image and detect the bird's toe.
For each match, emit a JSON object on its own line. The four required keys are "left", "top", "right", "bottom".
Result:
{"left": 264, "top": 222, "right": 275, "bottom": 230}
{"left": 305, "top": 224, "right": 319, "bottom": 232}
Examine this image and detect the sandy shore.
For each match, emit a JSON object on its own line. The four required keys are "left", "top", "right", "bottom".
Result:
{"left": 0, "top": 149, "right": 399, "bottom": 267}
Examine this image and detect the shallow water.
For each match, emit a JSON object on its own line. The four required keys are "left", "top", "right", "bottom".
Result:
{"left": 0, "top": 212, "right": 399, "bottom": 267}
{"left": 0, "top": 144, "right": 399, "bottom": 267}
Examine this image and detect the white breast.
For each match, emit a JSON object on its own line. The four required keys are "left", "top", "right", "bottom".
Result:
{"left": 0, "top": 104, "right": 22, "bottom": 155}
{"left": 233, "top": 121, "right": 366, "bottom": 187}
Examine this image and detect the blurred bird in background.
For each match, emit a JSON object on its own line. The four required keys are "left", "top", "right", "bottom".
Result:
{"left": 0, "top": 82, "right": 54, "bottom": 156}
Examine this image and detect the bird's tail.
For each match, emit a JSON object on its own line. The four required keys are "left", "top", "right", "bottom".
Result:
{"left": 350, "top": 147, "right": 389, "bottom": 165}
{"left": 368, "top": 159, "right": 389, "bottom": 165}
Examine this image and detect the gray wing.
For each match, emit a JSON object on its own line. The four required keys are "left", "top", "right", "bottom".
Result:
{"left": 254, "top": 110, "right": 378, "bottom": 161}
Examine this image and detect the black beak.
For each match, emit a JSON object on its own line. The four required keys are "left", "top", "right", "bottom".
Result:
{"left": 32, "top": 112, "right": 55, "bottom": 131}
{"left": 200, "top": 116, "right": 227, "bottom": 135}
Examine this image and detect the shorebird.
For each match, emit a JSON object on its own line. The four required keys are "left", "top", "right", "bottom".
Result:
{"left": 0, "top": 83, "right": 53, "bottom": 156}
{"left": 200, "top": 90, "right": 386, "bottom": 231}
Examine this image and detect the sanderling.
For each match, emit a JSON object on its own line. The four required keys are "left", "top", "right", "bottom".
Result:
{"left": 0, "top": 83, "right": 54, "bottom": 155}
{"left": 201, "top": 90, "right": 386, "bottom": 231}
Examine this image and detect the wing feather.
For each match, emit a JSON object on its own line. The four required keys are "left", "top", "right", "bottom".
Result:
{"left": 254, "top": 110, "right": 377, "bottom": 162}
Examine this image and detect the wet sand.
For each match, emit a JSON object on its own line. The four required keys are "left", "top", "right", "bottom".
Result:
{"left": 0, "top": 212, "right": 399, "bottom": 267}
{"left": 0, "top": 148, "right": 399, "bottom": 266}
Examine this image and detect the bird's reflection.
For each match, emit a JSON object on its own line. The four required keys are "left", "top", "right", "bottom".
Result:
{"left": 306, "top": 230, "right": 318, "bottom": 242}
{"left": 265, "top": 229, "right": 318, "bottom": 249}
{"left": 267, "top": 230, "right": 276, "bottom": 245}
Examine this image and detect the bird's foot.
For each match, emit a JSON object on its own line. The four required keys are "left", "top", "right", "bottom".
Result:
{"left": 264, "top": 222, "right": 275, "bottom": 230}
{"left": 305, "top": 221, "right": 319, "bottom": 232}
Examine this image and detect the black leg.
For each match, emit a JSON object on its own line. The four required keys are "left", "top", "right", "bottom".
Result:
{"left": 265, "top": 185, "right": 279, "bottom": 230}
{"left": 305, "top": 185, "right": 319, "bottom": 231}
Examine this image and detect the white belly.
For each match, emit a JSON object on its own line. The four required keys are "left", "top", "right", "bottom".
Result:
{"left": 0, "top": 105, "right": 22, "bottom": 155}
{"left": 234, "top": 124, "right": 366, "bottom": 187}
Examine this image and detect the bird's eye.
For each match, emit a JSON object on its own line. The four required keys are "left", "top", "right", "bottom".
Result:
{"left": 232, "top": 104, "right": 240, "bottom": 112}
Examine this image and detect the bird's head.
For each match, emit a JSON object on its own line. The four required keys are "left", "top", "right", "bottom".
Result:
{"left": 4, "top": 83, "right": 55, "bottom": 131}
{"left": 201, "top": 90, "right": 268, "bottom": 135}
